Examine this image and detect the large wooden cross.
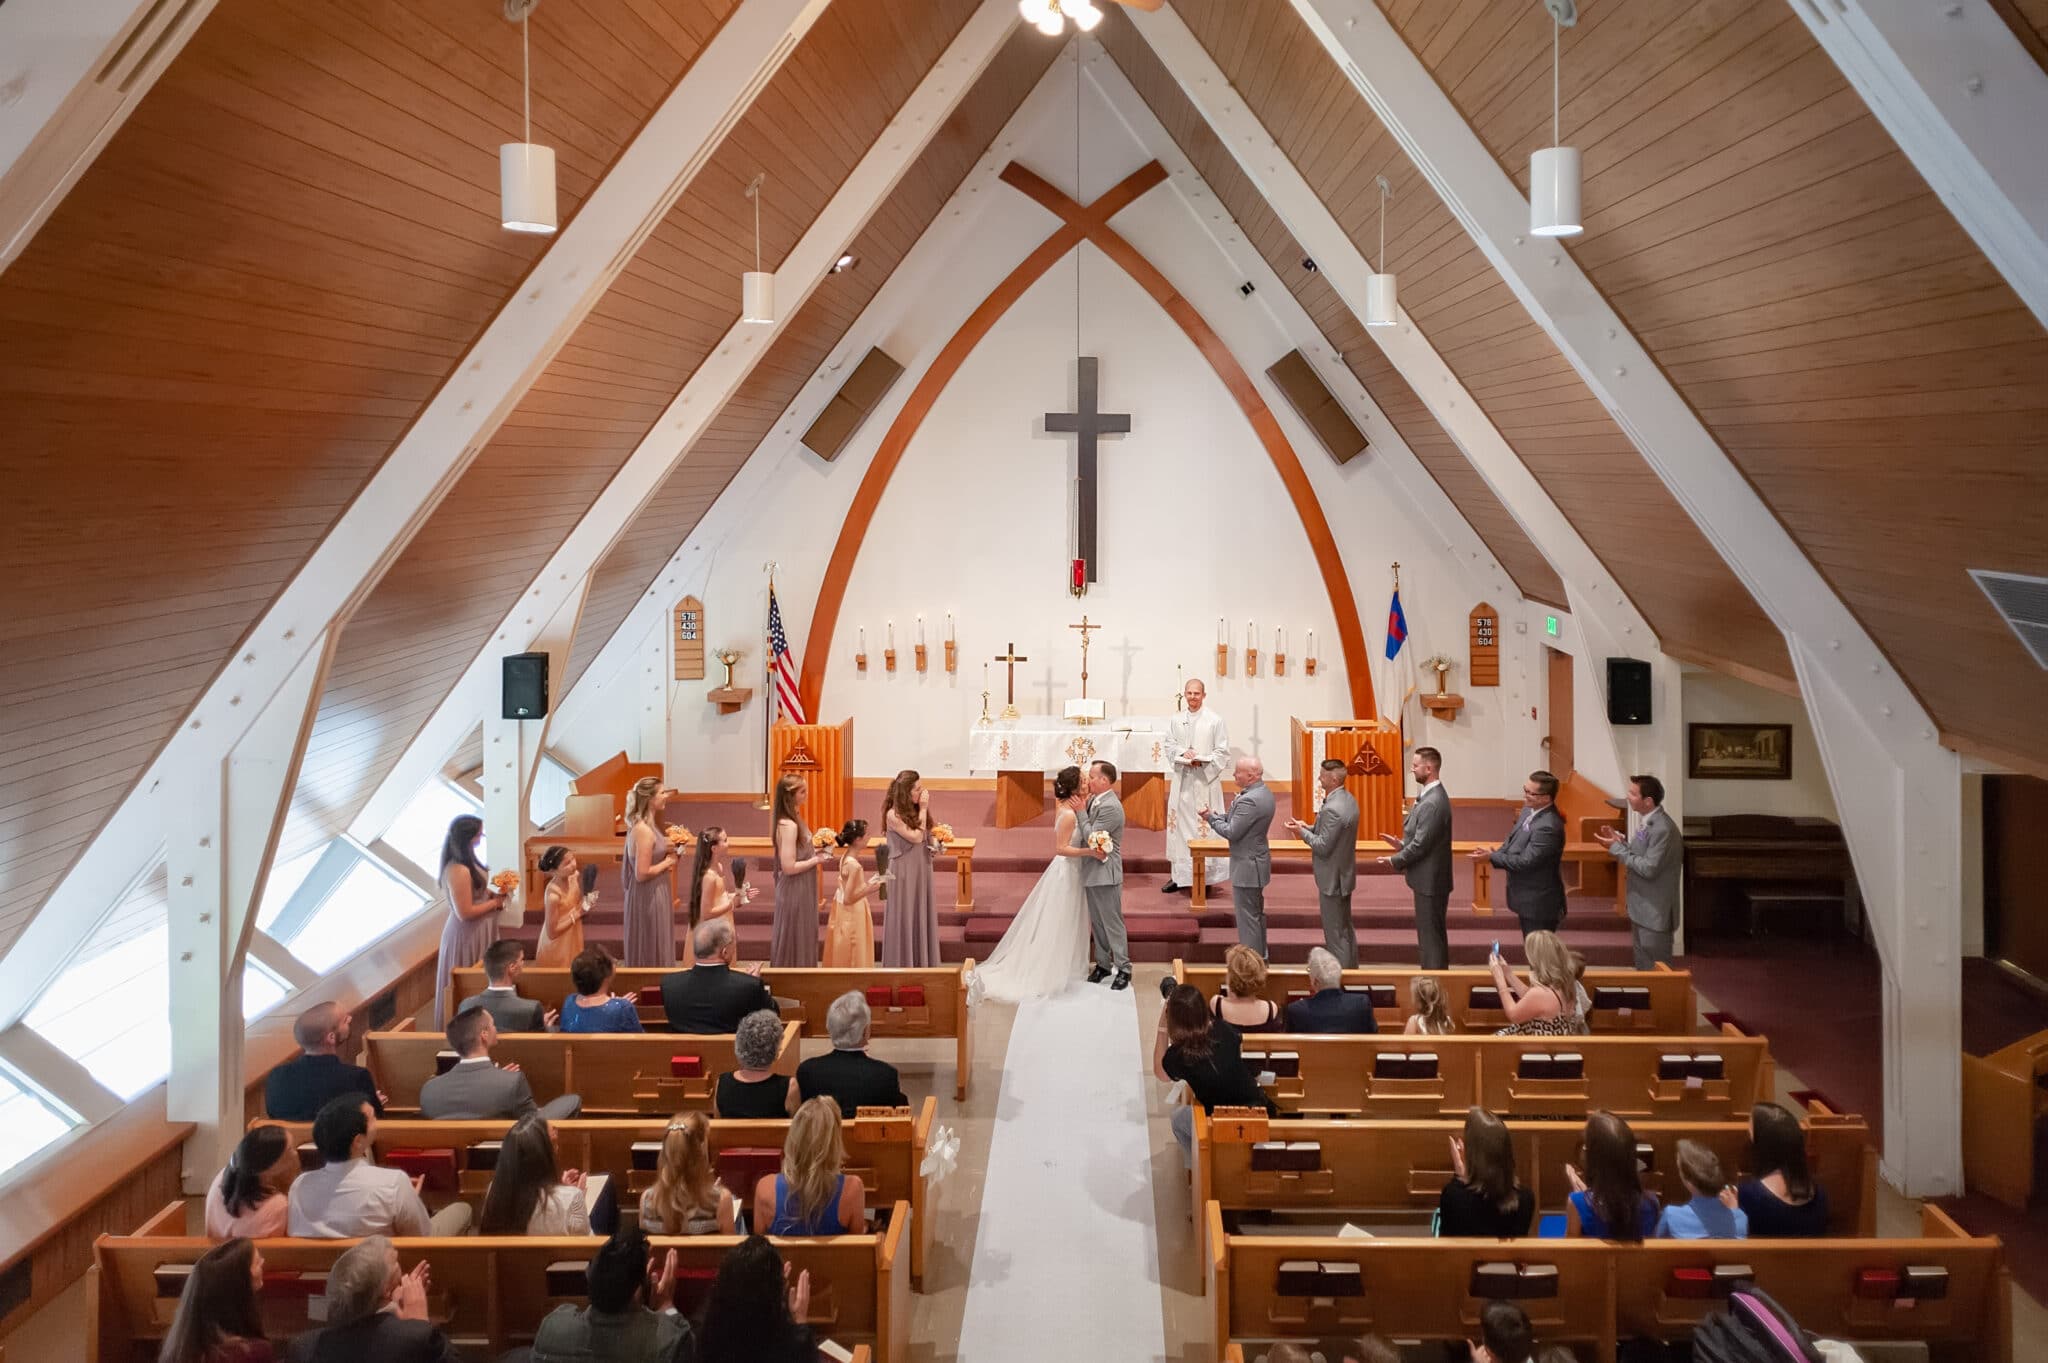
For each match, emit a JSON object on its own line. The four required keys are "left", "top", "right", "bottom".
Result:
{"left": 1044, "top": 355, "right": 1129, "bottom": 584}
{"left": 993, "top": 642, "right": 1029, "bottom": 719}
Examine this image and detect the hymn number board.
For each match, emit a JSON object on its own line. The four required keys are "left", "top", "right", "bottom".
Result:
{"left": 673, "top": 596, "right": 705, "bottom": 681}
{"left": 1468, "top": 603, "right": 1500, "bottom": 688}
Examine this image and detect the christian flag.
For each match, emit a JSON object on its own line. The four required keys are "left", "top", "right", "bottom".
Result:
{"left": 1384, "top": 587, "right": 1409, "bottom": 660}
{"left": 768, "top": 587, "right": 806, "bottom": 725}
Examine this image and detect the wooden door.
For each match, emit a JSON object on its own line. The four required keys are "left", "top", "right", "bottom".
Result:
{"left": 1985, "top": 775, "right": 2048, "bottom": 986}
{"left": 1545, "top": 647, "right": 1575, "bottom": 778}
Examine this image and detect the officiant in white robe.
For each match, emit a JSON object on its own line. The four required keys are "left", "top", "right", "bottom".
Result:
{"left": 1163, "top": 679, "right": 1231, "bottom": 893}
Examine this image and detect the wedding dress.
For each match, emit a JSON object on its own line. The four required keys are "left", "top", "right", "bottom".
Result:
{"left": 969, "top": 808, "right": 1092, "bottom": 1003}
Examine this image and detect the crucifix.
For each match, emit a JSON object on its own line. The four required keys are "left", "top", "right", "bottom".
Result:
{"left": 993, "top": 642, "right": 1029, "bottom": 719}
{"left": 1044, "top": 356, "right": 1130, "bottom": 585}
{"left": 1069, "top": 614, "right": 1101, "bottom": 700}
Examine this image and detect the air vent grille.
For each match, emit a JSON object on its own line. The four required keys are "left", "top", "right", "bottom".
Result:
{"left": 1970, "top": 569, "right": 2048, "bottom": 669}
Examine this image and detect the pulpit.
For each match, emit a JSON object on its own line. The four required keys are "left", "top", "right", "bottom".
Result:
{"left": 772, "top": 720, "right": 854, "bottom": 835}
{"left": 1289, "top": 718, "right": 1402, "bottom": 839}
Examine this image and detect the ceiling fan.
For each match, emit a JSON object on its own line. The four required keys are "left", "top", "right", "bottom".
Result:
{"left": 1019, "top": 0, "right": 1162, "bottom": 36}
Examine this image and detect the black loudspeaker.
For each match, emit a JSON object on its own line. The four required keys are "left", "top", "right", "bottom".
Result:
{"left": 502, "top": 652, "right": 549, "bottom": 719}
{"left": 1606, "top": 657, "right": 1652, "bottom": 725}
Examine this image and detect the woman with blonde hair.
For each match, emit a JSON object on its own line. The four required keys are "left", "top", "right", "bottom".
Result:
{"left": 770, "top": 775, "right": 828, "bottom": 966}
{"left": 756, "top": 1097, "right": 866, "bottom": 1235}
{"left": 1210, "top": 944, "right": 1283, "bottom": 1033}
{"left": 881, "top": 769, "right": 939, "bottom": 967}
{"left": 1405, "top": 975, "right": 1454, "bottom": 1035}
{"left": 622, "top": 777, "right": 681, "bottom": 968}
{"left": 639, "top": 1111, "right": 736, "bottom": 1235}
{"left": 1490, "top": 930, "right": 1588, "bottom": 1036}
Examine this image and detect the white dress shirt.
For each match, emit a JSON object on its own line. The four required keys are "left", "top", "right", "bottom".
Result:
{"left": 525, "top": 1182, "right": 592, "bottom": 1235}
{"left": 286, "top": 1157, "right": 432, "bottom": 1238}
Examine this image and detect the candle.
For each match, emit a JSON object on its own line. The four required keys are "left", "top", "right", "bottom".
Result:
{"left": 1217, "top": 617, "right": 1226, "bottom": 646}
{"left": 859, "top": 626, "right": 866, "bottom": 652}
{"left": 947, "top": 613, "right": 955, "bottom": 643}
{"left": 1307, "top": 628, "right": 1315, "bottom": 658}
{"left": 917, "top": 615, "right": 925, "bottom": 646}
{"left": 1276, "top": 626, "right": 1285, "bottom": 654}
{"left": 1247, "top": 620, "right": 1256, "bottom": 649}
{"left": 887, "top": 620, "right": 895, "bottom": 649}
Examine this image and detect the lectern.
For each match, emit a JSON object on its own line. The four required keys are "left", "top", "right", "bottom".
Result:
{"left": 1289, "top": 717, "right": 1403, "bottom": 836}
{"left": 771, "top": 719, "right": 854, "bottom": 835}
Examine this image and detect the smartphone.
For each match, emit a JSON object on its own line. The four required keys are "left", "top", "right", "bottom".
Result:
{"left": 1490, "top": 939, "right": 1500, "bottom": 958}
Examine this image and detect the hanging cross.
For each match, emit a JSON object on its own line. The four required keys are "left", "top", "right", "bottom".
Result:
{"left": 1069, "top": 615, "right": 1100, "bottom": 700}
{"left": 1044, "top": 356, "right": 1129, "bottom": 583}
{"left": 993, "top": 643, "right": 1030, "bottom": 706}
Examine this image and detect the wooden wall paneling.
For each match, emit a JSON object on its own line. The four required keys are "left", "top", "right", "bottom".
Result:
{"left": 1373, "top": 0, "right": 2048, "bottom": 770}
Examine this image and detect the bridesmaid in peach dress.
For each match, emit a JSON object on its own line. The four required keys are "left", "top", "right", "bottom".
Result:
{"left": 534, "top": 846, "right": 592, "bottom": 968}
{"left": 824, "top": 819, "right": 886, "bottom": 968}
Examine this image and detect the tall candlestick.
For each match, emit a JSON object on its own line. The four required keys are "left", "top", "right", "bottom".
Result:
{"left": 887, "top": 621, "right": 895, "bottom": 649}
{"left": 917, "top": 615, "right": 925, "bottom": 646}
{"left": 1217, "top": 617, "right": 1226, "bottom": 646}
{"left": 946, "top": 613, "right": 955, "bottom": 643}
{"left": 1307, "top": 628, "right": 1315, "bottom": 657}
{"left": 1247, "top": 620, "right": 1256, "bottom": 649}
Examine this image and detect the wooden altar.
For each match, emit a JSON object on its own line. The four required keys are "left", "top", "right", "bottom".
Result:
{"left": 772, "top": 719, "right": 854, "bottom": 834}
{"left": 1289, "top": 717, "right": 1403, "bottom": 839}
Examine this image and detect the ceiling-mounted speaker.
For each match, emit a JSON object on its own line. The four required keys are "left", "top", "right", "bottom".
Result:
{"left": 1265, "top": 349, "right": 1368, "bottom": 466}
{"left": 801, "top": 347, "right": 905, "bottom": 461}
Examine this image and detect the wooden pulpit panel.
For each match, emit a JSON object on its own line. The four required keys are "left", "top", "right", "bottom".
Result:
{"left": 771, "top": 720, "right": 854, "bottom": 835}
{"left": 1469, "top": 603, "right": 1500, "bottom": 687}
{"left": 674, "top": 596, "right": 705, "bottom": 681}
{"left": 1290, "top": 718, "right": 1402, "bottom": 837}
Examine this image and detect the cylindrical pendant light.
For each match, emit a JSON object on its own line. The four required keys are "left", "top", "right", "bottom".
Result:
{"left": 1365, "top": 173, "right": 1397, "bottom": 327}
{"left": 1529, "top": 3, "right": 1582, "bottom": 238}
{"left": 500, "top": 1, "right": 556, "bottom": 235}
{"left": 742, "top": 173, "right": 774, "bottom": 324}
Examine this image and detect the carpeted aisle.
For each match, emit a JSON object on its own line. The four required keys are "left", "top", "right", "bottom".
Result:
{"left": 955, "top": 984, "right": 1168, "bottom": 1363}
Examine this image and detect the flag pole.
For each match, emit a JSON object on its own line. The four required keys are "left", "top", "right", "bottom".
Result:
{"left": 758, "top": 560, "right": 777, "bottom": 810}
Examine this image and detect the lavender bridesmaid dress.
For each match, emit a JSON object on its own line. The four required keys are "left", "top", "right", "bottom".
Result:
{"left": 771, "top": 818, "right": 820, "bottom": 967}
{"left": 882, "top": 822, "right": 938, "bottom": 967}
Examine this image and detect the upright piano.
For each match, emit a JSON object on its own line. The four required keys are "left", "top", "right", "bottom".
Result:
{"left": 1681, "top": 814, "right": 1860, "bottom": 939}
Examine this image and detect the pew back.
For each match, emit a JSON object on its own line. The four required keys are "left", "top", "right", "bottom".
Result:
{"left": 1171, "top": 961, "right": 1696, "bottom": 1034}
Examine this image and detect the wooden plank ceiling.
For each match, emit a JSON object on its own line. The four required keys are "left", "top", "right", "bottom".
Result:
{"left": 1097, "top": 16, "right": 1568, "bottom": 610}
{"left": 0, "top": 0, "right": 737, "bottom": 956}
{"left": 1375, "top": 0, "right": 2048, "bottom": 771}
{"left": 558, "top": 28, "right": 1067, "bottom": 692}
{"left": 1165, "top": 0, "right": 1791, "bottom": 693}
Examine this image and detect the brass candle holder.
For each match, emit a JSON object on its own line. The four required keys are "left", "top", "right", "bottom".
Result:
{"left": 914, "top": 643, "right": 928, "bottom": 673}
{"left": 1215, "top": 643, "right": 1229, "bottom": 677}
{"left": 884, "top": 648, "right": 897, "bottom": 673}
{"left": 944, "top": 640, "right": 957, "bottom": 673}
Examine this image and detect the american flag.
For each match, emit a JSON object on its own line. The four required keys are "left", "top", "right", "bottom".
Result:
{"left": 768, "top": 587, "right": 806, "bottom": 724}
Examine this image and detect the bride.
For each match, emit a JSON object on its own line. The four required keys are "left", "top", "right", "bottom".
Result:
{"left": 970, "top": 765, "right": 1095, "bottom": 1003}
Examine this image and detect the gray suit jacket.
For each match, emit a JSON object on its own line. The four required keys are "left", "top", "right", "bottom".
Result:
{"left": 456, "top": 987, "right": 549, "bottom": 1033}
{"left": 1205, "top": 782, "right": 1275, "bottom": 888}
{"left": 1490, "top": 804, "right": 1567, "bottom": 928}
{"left": 1389, "top": 783, "right": 1453, "bottom": 896}
{"left": 1299, "top": 787, "right": 1359, "bottom": 896}
{"left": 1078, "top": 790, "right": 1125, "bottom": 887}
{"left": 419, "top": 1058, "right": 539, "bottom": 1120}
{"left": 1612, "top": 806, "right": 1682, "bottom": 933}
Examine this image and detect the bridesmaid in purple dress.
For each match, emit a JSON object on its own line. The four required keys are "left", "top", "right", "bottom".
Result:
{"left": 435, "top": 814, "right": 505, "bottom": 1026}
{"left": 770, "top": 774, "right": 828, "bottom": 966}
{"left": 622, "top": 777, "right": 681, "bottom": 968}
{"left": 881, "top": 769, "right": 939, "bottom": 967}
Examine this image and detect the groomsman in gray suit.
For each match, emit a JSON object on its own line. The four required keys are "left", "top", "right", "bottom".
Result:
{"left": 1204, "top": 756, "right": 1277, "bottom": 956}
{"left": 1378, "top": 746, "right": 1453, "bottom": 969}
{"left": 1078, "top": 760, "right": 1131, "bottom": 990}
{"left": 1598, "top": 773, "right": 1683, "bottom": 968}
{"left": 1288, "top": 758, "right": 1359, "bottom": 966}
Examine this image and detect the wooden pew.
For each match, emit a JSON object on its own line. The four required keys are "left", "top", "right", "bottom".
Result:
{"left": 89, "top": 1209, "right": 911, "bottom": 1363}
{"left": 1170, "top": 961, "right": 1696, "bottom": 1035}
{"left": 449, "top": 964, "right": 975, "bottom": 1101}
{"left": 258, "top": 1101, "right": 940, "bottom": 1289}
{"left": 1190, "top": 1105, "right": 1877, "bottom": 1277}
{"left": 1205, "top": 1202, "right": 2010, "bottom": 1363}
{"left": 1960, "top": 1027, "right": 2048, "bottom": 1207}
{"left": 1184, "top": 837, "right": 1624, "bottom": 912}
{"left": 1228, "top": 1030, "right": 1772, "bottom": 1120}
{"left": 519, "top": 832, "right": 978, "bottom": 910}
{"left": 362, "top": 1023, "right": 801, "bottom": 1116}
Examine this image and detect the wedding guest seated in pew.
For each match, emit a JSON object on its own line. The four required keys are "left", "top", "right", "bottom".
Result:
{"left": 1489, "top": 931, "right": 1589, "bottom": 1037}
{"left": 1263, "top": 1347, "right": 1311, "bottom": 1363}
{"left": 1212, "top": 945, "right": 1286, "bottom": 1034}
{"left": 1656, "top": 1139, "right": 1748, "bottom": 1240}
{"left": 531, "top": 1225, "right": 696, "bottom": 1363}
{"left": 160, "top": 1237, "right": 272, "bottom": 1363}
{"left": 420, "top": 1007, "right": 580, "bottom": 1121}
{"left": 639, "top": 1110, "right": 737, "bottom": 1235}
{"left": 757, "top": 1097, "right": 867, "bottom": 1235}
{"left": 1155, "top": 983, "right": 1275, "bottom": 1162}
{"left": 661, "top": 918, "right": 777, "bottom": 1035}
{"left": 1565, "top": 1110, "right": 1658, "bottom": 1242}
{"left": 698, "top": 1235, "right": 813, "bottom": 1363}
{"left": 1472, "top": 1299, "right": 1535, "bottom": 1363}
{"left": 714, "top": 1010, "right": 798, "bottom": 1118}
{"left": 265, "top": 1002, "right": 383, "bottom": 1120}
{"left": 1345, "top": 1337, "right": 1399, "bottom": 1363}
{"left": 796, "top": 992, "right": 907, "bottom": 1119}
{"left": 559, "top": 948, "right": 643, "bottom": 1034}
{"left": 288, "top": 1095, "right": 472, "bottom": 1238}
{"left": 1283, "top": 948, "right": 1378, "bottom": 1035}
{"left": 1737, "top": 1100, "right": 1831, "bottom": 1238}
{"left": 280, "top": 1236, "right": 453, "bottom": 1363}
{"left": 1436, "top": 1107, "right": 1535, "bottom": 1239}
{"left": 1404, "top": 976, "right": 1454, "bottom": 1037}
{"left": 479, "top": 1113, "right": 591, "bottom": 1236}
{"left": 205, "top": 1125, "right": 293, "bottom": 1240}
{"left": 455, "top": 941, "right": 554, "bottom": 1032}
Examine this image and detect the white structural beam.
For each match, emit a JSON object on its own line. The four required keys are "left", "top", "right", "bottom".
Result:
{"left": 0, "top": 1022, "right": 121, "bottom": 1127}
{"left": 246, "top": 930, "right": 318, "bottom": 993}
{"left": 0, "top": 0, "right": 219, "bottom": 271}
{"left": 1291, "top": 0, "right": 1961, "bottom": 1195}
{"left": 483, "top": 579, "right": 588, "bottom": 934}
{"left": 1789, "top": 0, "right": 2048, "bottom": 330}
{"left": 0, "top": 0, "right": 832, "bottom": 1031}
{"left": 1125, "top": 4, "right": 1677, "bottom": 809}
{"left": 350, "top": 0, "right": 1024, "bottom": 844}
{"left": 167, "top": 630, "right": 335, "bottom": 1191}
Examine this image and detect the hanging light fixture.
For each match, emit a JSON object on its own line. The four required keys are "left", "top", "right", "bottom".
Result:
{"left": 742, "top": 173, "right": 773, "bottom": 324}
{"left": 1366, "top": 174, "right": 1397, "bottom": 327}
{"left": 1020, "top": 0, "right": 1102, "bottom": 36}
{"left": 500, "top": 0, "right": 557, "bottom": 235}
{"left": 1529, "top": 0, "right": 1581, "bottom": 238}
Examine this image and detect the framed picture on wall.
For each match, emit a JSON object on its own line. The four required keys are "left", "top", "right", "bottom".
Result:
{"left": 1687, "top": 723, "right": 1793, "bottom": 780}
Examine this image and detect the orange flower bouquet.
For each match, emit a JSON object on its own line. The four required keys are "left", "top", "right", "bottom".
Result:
{"left": 490, "top": 869, "right": 521, "bottom": 896}
{"left": 664, "top": 824, "right": 695, "bottom": 850}
{"left": 931, "top": 822, "right": 956, "bottom": 851}
{"left": 812, "top": 826, "right": 837, "bottom": 850}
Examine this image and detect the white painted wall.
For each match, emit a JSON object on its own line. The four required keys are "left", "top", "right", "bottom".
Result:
{"left": 1680, "top": 670, "right": 1838, "bottom": 820}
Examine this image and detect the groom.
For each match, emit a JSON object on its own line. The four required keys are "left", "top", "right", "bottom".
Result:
{"left": 1078, "top": 760, "right": 1131, "bottom": 990}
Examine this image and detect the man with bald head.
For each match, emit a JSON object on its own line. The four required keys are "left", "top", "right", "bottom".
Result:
{"left": 265, "top": 1001, "right": 383, "bottom": 1121}
{"left": 1202, "top": 754, "right": 1277, "bottom": 956}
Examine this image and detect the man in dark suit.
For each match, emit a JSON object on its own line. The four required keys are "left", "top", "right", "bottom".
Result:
{"left": 1283, "top": 948, "right": 1378, "bottom": 1034}
{"left": 796, "top": 991, "right": 908, "bottom": 1118}
{"left": 1378, "top": 746, "right": 1453, "bottom": 969}
{"left": 661, "top": 918, "right": 776, "bottom": 1034}
{"left": 419, "top": 1007, "right": 579, "bottom": 1121}
{"left": 1480, "top": 769, "right": 1568, "bottom": 939}
{"left": 455, "top": 940, "right": 555, "bottom": 1032}
{"left": 264, "top": 1002, "right": 383, "bottom": 1120}
{"left": 284, "top": 1235, "right": 461, "bottom": 1363}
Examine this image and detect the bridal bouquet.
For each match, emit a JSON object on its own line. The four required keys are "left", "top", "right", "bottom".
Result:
{"left": 812, "top": 826, "right": 838, "bottom": 850}
{"left": 663, "top": 824, "right": 695, "bottom": 850}
{"left": 489, "top": 869, "right": 521, "bottom": 896}
{"left": 1087, "top": 829, "right": 1115, "bottom": 855}
{"left": 930, "top": 822, "right": 956, "bottom": 851}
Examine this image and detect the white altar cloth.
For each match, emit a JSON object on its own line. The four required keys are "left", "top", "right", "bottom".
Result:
{"left": 965, "top": 716, "right": 1172, "bottom": 773}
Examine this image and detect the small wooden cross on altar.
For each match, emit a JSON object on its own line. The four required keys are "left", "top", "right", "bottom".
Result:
{"left": 993, "top": 642, "right": 1029, "bottom": 719}
{"left": 1069, "top": 614, "right": 1101, "bottom": 700}
{"left": 1045, "top": 356, "right": 1129, "bottom": 586}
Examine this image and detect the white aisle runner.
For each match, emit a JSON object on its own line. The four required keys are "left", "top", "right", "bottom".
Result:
{"left": 955, "top": 985, "right": 1168, "bottom": 1362}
